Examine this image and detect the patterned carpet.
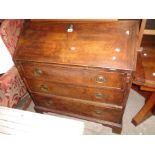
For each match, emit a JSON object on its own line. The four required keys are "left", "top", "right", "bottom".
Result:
{"left": 27, "top": 89, "right": 155, "bottom": 135}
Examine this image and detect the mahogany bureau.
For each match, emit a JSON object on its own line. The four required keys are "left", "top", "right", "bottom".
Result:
{"left": 14, "top": 20, "right": 138, "bottom": 133}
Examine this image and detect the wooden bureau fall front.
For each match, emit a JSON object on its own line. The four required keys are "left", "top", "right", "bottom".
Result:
{"left": 14, "top": 20, "right": 139, "bottom": 133}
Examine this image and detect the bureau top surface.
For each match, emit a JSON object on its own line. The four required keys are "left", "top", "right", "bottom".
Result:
{"left": 14, "top": 20, "right": 138, "bottom": 71}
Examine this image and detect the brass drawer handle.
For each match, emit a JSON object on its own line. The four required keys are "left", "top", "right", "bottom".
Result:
{"left": 34, "top": 68, "right": 43, "bottom": 76}
{"left": 95, "top": 75, "right": 106, "bottom": 83}
{"left": 67, "top": 24, "right": 74, "bottom": 32}
{"left": 95, "top": 110, "right": 104, "bottom": 115}
{"left": 40, "top": 84, "right": 48, "bottom": 92}
{"left": 95, "top": 92, "right": 105, "bottom": 99}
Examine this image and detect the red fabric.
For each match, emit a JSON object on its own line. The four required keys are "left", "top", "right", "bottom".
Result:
{"left": 0, "top": 20, "right": 30, "bottom": 108}
{"left": 0, "top": 20, "right": 24, "bottom": 56}
{"left": 0, "top": 66, "right": 27, "bottom": 107}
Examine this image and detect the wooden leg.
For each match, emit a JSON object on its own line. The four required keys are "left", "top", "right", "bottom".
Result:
{"left": 132, "top": 92, "right": 155, "bottom": 126}
{"left": 102, "top": 123, "right": 122, "bottom": 134}
{"left": 34, "top": 106, "right": 43, "bottom": 114}
{"left": 112, "top": 126, "right": 122, "bottom": 134}
{"left": 152, "top": 105, "right": 155, "bottom": 115}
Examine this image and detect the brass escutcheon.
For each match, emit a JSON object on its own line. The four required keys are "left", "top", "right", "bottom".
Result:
{"left": 95, "top": 110, "right": 103, "bottom": 115}
{"left": 95, "top": 92, "right": 105, "bottom": 99}
{"left": 40, "top": 84, "right": 48, "bottom": 92}
{"left": 95, "top": 75, "right": 106, "bottom": 83}
{"left": 34, "top": 68, "right": 43, "bottom": 76}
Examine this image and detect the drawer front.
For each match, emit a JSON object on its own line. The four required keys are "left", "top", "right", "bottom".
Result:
{"left": 27, "top": 79, "right": 124, "bottom": 106}
{"left": 21, "top": 62, "right": 126, "bottom": 89}
{"left": 32, "top": 93, "right": 122, "bottom": 123}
